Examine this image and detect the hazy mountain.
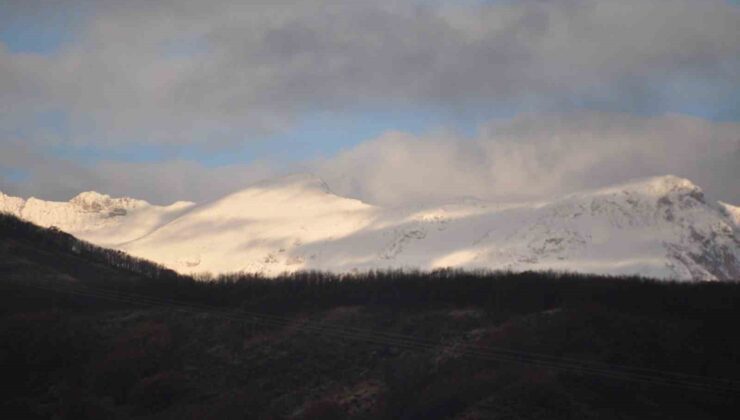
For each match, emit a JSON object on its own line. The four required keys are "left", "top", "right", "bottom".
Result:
{"left": 2, "top": 174, "right": 738, "bottom": 280}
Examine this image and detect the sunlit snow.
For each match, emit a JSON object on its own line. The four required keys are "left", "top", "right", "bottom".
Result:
{"left": 2, "top": 174, "right": 738, "bottom": 280}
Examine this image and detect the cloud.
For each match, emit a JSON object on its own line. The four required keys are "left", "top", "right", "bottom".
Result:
{"left": 316, "top": 112, "right": 740, "bottom": 206}
{"left": 85, "top": 160, "right": 279, "bottom": 204}
{"left": 1, "top": 0, "right": 738, "bottom": 147}
{"left": 0, "top": 139, "right": 279, "bottom": 204}
{"left": 1, "top": 1, "right": 738, "bottom": 206}
{"left": 1, "top": 112, "right": 738, "bottom": 206}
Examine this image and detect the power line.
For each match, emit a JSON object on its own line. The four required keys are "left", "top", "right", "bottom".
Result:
{"left": 8, "top": 280, "right": 740, "bottom": 395}
{"left": 14, "top": 281, "right": 740, "bottom": 394}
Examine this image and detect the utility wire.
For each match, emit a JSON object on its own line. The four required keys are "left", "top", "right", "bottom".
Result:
{"left": 8, "top": 280, "right": 740, "bottom": 394}
{"left": 13, "top": 281, "right": 738, "bottom": 394}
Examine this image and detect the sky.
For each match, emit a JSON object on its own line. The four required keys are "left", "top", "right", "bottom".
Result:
{"left": 0, "top": 0, "right": 738, "bottom": 206}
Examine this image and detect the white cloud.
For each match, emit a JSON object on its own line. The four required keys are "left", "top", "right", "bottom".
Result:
{"left": 316, "top": 112, "right": 740, "bottom": 206}
{"left": 1, "top": 113, "right": 738, "bottom": 206}
{"left": 0, "top": 140, "right": 280, "bottom": 204}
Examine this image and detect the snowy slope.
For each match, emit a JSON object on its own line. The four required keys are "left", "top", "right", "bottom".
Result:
{"left": 0, "top": 190, "right": 194, "bottom": 247}
{"left": 2, "top": 174, "right": 739, "bottom": 280}
{"left": 720, "top": 202, "right": 740, "bottom": 227}
{"left": 118, "top": 174, "right": 378, "bottom": 274}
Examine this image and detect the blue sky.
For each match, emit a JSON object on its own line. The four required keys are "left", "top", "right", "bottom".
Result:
{"left": 0, "top": 4, "right": 516, "bottom": 168}
{"left": 41, "top": 106, "right": 522, "bottom": 168}
{"left": 0, "top": 1, "right": 85, "bottom": 54}
{"left": 0, "top": 8, "right": 495, "bottom": 168}
{"left": 0, "top": 0, "right": 738, "bottom": 204}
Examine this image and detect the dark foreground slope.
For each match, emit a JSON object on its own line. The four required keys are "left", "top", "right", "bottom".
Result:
{"left": 1, "top": 213, "right": 740, "bottom": 419}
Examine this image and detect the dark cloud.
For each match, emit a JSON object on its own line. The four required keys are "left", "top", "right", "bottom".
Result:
{"left": 1, "top": 0, "right": 738, "bottom": 146}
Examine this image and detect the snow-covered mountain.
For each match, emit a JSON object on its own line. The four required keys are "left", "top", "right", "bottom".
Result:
{"left": 0, "top": 190, "right": 194, "bottom": 247}
{"left": 2, "top": 174, "right": 739, "bottom": 280}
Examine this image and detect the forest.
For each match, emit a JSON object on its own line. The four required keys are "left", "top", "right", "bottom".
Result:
{"left": 1, "top": 212, "right": 740, "bottom": 419}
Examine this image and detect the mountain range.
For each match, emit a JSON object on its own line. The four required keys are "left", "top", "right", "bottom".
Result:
{"left": 2, "top": 174, "right": 739, "bottom": 280}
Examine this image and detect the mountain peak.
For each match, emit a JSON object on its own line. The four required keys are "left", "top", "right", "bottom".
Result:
{"left": 70, "top": 191, "right": 112, "bottom": 204}
{"left": 587, "top": 175, "right": 703, "bottom": 201}
{"left": 641, "top": 175, "right": 701, "bottom": 195}
{"left": 251, "top": 173, "right": 333, "bottom": 194}
{"left": 198, "top": 172, "right": 369, "bottom": 217}
{"left": 69, "top": 191, "right": 148, "bottom": 212}
{"left": 0, "top": 190, "right": 25, "bottom": 215}
{"left": 720, "top": 202, "right": 740, "bottom": 226}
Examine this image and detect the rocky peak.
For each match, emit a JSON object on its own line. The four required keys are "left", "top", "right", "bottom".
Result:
{"left": 643, "top": 175, "right": 701, "bottom": 195}
{"left": 70, "top": 191, "right": 111, "bottom": 205}
{"left": 69, "top": 191, "right": 146, "bottom": 214}
{"left": 720, "top": 202, "right": 740, "bottom": 227}
{"left": 0, "top": 191, "right": 26, "bottom": 215}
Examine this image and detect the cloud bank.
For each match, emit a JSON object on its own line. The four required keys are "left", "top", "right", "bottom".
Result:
{"left": 3, "top": 113, "right": 738, "bottom": 206}
{"left": 317, "top": 113, "right": 740, "bottom": 206}
{"left": 0, "top": 0, "right": 738, "bottom": 205}
{"left": 0, "top": 140, "right": 279, "bottom": 203}
{"left": 1, "top": 0, "right": 738, "bottom": 146}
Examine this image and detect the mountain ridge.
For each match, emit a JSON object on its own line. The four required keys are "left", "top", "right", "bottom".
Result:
{"left": 1, "top": 174, "right": 738, "bottom": 280}
{"left": 0, "top": 189, "right": 195, "bottom": 247}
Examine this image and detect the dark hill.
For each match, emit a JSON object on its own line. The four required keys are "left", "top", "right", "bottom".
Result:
{"left": 1, "top": 212, "right": 739, "bottom": 419}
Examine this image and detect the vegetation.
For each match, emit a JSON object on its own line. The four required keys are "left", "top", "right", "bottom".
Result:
{"left": 1, "top": 212, "right": 740, "bottom": 419}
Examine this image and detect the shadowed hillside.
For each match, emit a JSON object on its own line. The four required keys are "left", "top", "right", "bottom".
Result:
{"left": 1, "top": 213, "right": 740, "bottom": 419}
